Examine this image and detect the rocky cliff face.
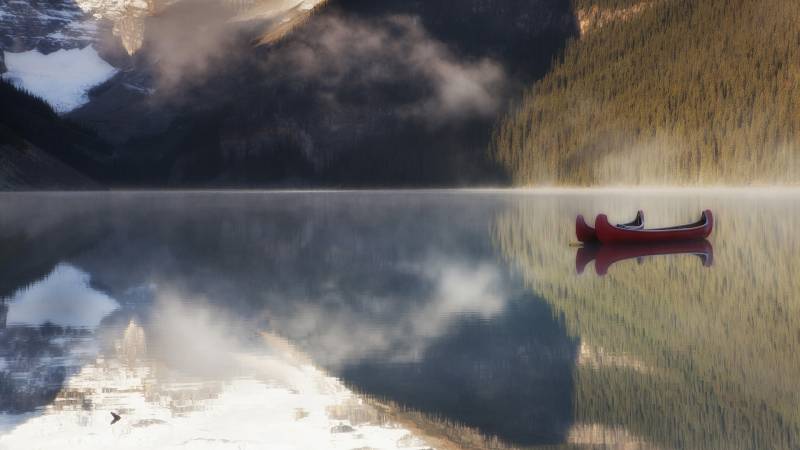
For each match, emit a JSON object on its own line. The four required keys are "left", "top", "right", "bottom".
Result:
{"left": 0, "top": 0, "right": 100, "bottom": 54}
{"left": 0, "top": 0, "right": 169, "bottom": 55}
{"left": 0, "top": 0, "right": 161, "bottom": 79}
{"left": 0, "top": 0, "right": 325, "bottom": 62}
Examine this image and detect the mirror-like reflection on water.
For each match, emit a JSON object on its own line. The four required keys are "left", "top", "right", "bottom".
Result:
{"left": 0, "top": 190, "right": 798, "bottom": 449}
{"left": 576, "top": 240, "right": 714, "bottom": 276}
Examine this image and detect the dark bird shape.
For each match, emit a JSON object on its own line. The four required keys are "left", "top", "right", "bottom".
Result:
{"left": 110, "top": 412, "right": 121, "bottom": 425}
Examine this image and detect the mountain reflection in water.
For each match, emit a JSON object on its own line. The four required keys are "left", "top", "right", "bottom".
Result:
{"left": 0, "top": 300, "right": 438, "bottom": 450}
{"left": 0, "top": 190, "right": 798, "bottom": 449}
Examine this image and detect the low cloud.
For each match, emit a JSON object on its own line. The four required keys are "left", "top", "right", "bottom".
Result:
{"left": 138, "top": 0, "right": 242, "bottom": 88}
{"left": 264, "top": 14, "right": 508, "bottom": 123}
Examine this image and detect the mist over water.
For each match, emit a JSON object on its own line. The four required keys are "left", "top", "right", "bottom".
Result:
{"left": 0, "top": 190, "right": 799, "bottom": 449}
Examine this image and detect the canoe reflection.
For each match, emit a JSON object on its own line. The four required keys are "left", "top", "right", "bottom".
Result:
{"left": 576, "top": 240, "right": 714, "bottom": 276}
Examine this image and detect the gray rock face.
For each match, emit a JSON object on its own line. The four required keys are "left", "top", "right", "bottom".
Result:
{"left": 0, "top": 0, "right": 174, "bottom": 60}
{"left": 0, "top": 1, "right": 326, "bottom": 58}
{"left": 0, "top": 0, "right": 100, "bottom": 54}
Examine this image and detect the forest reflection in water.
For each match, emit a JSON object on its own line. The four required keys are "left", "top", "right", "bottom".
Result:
{"left": 494, "top": 189, "right": 800, "bottom": 449}
{"left": 0, "top": 190, "right": 798, "bottom": 449}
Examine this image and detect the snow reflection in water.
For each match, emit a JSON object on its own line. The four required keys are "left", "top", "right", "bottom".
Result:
{"left": 0, "top": 277, "right": 433, "bottom": 450}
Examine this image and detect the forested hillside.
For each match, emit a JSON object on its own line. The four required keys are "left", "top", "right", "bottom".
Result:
{"left": 493, "top": 0, "right": 800, "bottom": 185}
{"left": 0, "top": 79, "right": 103, "bottom": 189}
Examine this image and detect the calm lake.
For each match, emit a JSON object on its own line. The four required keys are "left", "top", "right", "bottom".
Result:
{"left": 0, "top": 190, "right": 798, "bottom": 449}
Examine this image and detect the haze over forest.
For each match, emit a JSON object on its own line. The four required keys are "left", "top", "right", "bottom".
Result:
{"left": 0, "top": 0, "right": 797, "bottom": 188}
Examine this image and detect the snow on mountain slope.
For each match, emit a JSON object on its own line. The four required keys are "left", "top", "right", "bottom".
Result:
{"left": 2, "top": 46, "right": 117, "bottom": 112}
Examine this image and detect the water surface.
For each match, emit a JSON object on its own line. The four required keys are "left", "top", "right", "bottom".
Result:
{"left": 0, "top": 190, "right": 798, "bottom": 449}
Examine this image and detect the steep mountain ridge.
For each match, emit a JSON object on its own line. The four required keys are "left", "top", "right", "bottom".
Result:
{"left": 0, "top": 0, "right": 319, "bottom": 57}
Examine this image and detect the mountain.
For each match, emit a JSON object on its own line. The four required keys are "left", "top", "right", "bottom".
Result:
{"left": 1, "top": 0, "right": 577, "bottom": 188}
{"left": 3, "top": 0, "right": 799, "bottom": 188}
{"left": 0, "top": 0, "right": 328, "bottom": 114}
{"left": 492, "top": 0, "right": 800, "bottom": 186}
{"left": 0, "top": 0, "right": 316, "bottom": 56}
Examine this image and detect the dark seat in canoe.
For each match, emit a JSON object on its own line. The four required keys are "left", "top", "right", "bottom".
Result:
{"left": 595, "top": 210, "right": 713, "bottom": 244}
{"left": 576, "top": 210, "right": 643, "bottom": 243}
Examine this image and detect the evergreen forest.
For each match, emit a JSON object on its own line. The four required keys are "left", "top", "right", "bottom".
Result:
{"left": 493, "top": 0, "right": 800, "bottom": 185}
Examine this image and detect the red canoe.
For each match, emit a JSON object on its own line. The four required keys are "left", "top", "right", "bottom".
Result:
{"left": 595, "top": 210, "right": 713, "bottom": 244}
{"left": 576, "top": 210, "right": 644, "bottom": 243}
{"left": 576, "top": 240, "right": 714, "bottom": 276}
